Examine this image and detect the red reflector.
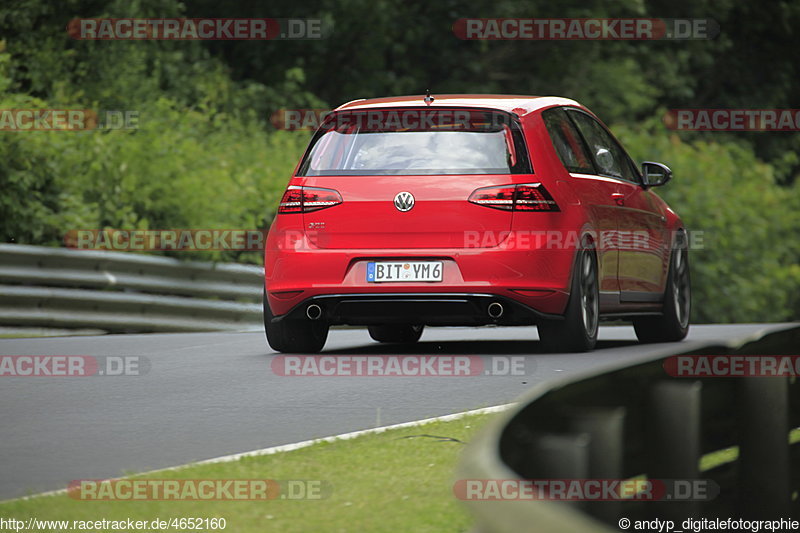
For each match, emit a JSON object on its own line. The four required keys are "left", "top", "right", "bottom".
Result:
{"left": 468, "top": 183, "right": 559, "bottom": 212}
{"left": 278, "top": 186, "right": 343, "bottom": 214}
{"left": 510, "top": 289, "right": 556, "bottom": 296}
{"left": 271, "top": 290, "right": 303, "bottom": 300}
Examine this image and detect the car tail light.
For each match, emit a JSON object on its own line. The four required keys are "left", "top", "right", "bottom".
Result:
{"left": 468, "top": 182, "right": 560, "bottom": 212}
{"left": 278, "top": 186, "right": 343, "bottom": 214}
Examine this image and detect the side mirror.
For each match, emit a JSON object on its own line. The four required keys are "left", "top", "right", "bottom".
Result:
{"left": 641, "top": 161, "right": 672, "bottom": 188}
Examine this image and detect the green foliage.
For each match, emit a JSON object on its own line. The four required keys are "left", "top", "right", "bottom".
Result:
{"left": 0, "top": 0, "right": 314, "bottom": 264}
{"left": 615, "top": 117, "right": 800, "bottom": 323}
{"left": 0, "top": 92, "right": 309, "bottom": 263}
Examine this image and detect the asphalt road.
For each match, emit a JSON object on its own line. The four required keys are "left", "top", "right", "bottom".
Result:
{"left": 0, "top": 323, "right": 786, "bottom": 500}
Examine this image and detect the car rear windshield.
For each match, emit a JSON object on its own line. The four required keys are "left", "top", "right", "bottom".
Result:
{"left": 296, "top": 108, "right": 532, "bottom": 176}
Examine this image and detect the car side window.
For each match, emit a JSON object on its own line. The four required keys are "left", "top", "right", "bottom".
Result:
{"left": 542, "top": 107, "right": 595, "bottom": 174}
{"left": 566, "top": 109, "right": 638, "bottom": 182}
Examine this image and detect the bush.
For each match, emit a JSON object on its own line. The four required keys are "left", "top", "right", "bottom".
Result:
{"left": 0, "top": 94, "right": 310, "bottom": 264}
{"left": 0, "top": 0, "right": 320, "bottom": 264}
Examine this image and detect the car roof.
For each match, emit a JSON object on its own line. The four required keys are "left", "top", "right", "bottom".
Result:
{"left": 334, "top": 94, "right": 583, "bottom": 116}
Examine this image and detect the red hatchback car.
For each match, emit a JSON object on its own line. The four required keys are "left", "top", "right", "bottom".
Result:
{"left": 263, "top": 95, "right": 690, "bottom": 353}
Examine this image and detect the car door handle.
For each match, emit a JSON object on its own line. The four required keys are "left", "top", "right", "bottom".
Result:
{"left": 611, "top": 193, "right": 625, "bottom": 206}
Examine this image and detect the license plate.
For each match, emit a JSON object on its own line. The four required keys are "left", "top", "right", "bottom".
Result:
{"left": 367, "top": 261, "right": 443, "bottom": 282}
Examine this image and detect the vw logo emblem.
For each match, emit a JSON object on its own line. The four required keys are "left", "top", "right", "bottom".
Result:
{"left": 393, "top": 191, "right": 415, "bottom": 212}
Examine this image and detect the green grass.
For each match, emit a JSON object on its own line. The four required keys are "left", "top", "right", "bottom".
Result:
{"left": 699, "top": 427, "right": 800, "bottom": 472}
{"left": 0, "top": 413, "right": 497, "bottom": 532}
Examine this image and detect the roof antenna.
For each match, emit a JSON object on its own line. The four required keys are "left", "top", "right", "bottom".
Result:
{"left": 424, "top": 89, "right": 435, "bottom": 105}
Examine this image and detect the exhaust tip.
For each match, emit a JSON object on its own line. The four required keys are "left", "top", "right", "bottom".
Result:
{"left": 306, "top": 304, "right": 323, "bottom": 320}
{"left": 487, "top": 302, "right": 504, "bottom": 319}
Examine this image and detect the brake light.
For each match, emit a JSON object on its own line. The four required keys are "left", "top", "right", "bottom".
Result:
{"left": 514, "top": 183, "right": 560, "bottom": 211}
{"left": 468, "top": 183, "right": 560, "bottom": 212}
{"left": 468, "top": 184, "right": 516, "bottom": 210}
{"left": 278, "top": 186, "right": 343, "bottom": 214}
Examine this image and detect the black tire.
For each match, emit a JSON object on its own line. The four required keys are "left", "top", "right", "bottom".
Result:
{"left": 263, "top": 292, "right": 328, "bottom": 353}
{"left": 368, "top": 324, "right": 424, "bottom": 343}
{"left": 633, "top": 233, "right": 691, "bottom": 343}
{"left": 537, "top": 245, "right": 599, "bottom": 353}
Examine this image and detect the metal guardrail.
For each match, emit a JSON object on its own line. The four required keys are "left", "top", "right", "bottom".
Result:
{"left": 0, "top": 244, "right": 264, "bottom": 332}
{"left": 457, "top": 324, "right": 800, "bottom": 532}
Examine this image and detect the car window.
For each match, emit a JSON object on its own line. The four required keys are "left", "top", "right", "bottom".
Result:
{"left": 297, "top": 109, "right": 532, "bottom": 176}
{"left": 542, "top": 108, "right": 595, "bottom": 174}
{"left": 566, "top": 109, "right": 638, "bottom": 182}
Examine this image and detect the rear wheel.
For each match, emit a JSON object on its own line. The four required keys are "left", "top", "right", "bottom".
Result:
{"left": 633, "top": 233, "right": 691, "bottom": 343}
{"left": 263, "top": 292, "right": 328, "bottom": 353}
{"left": 368, "top": 324, "right": 424, "bottom": 343}
{"left": 537, "top": 245, "right": 599, "bottom": 353}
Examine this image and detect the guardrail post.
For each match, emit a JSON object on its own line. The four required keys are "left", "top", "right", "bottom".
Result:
{"left": 530, "top": 432, "right": 590, "bottom": 511}
{"left": 647, "top": 380, "right": 702, "bottom": 519}
{"left": 569, "top": 407, "right": 626, "bottom": 522}
{"left": 736, "top": 377, "right": 790, "bottom": 517}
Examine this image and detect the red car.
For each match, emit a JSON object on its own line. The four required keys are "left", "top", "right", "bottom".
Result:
{"left": 263, "top": 94, "right": 690, "bottom": 353}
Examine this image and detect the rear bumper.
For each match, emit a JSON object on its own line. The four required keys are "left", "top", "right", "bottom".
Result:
{"left": 270, "top": 293, "right": 564, "bottom": 327}
{"left": 264, "top": 227, "right": 578, "bottom": 321}
{"left": 266, "top": 244, "right": 575, "bottom": 317}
